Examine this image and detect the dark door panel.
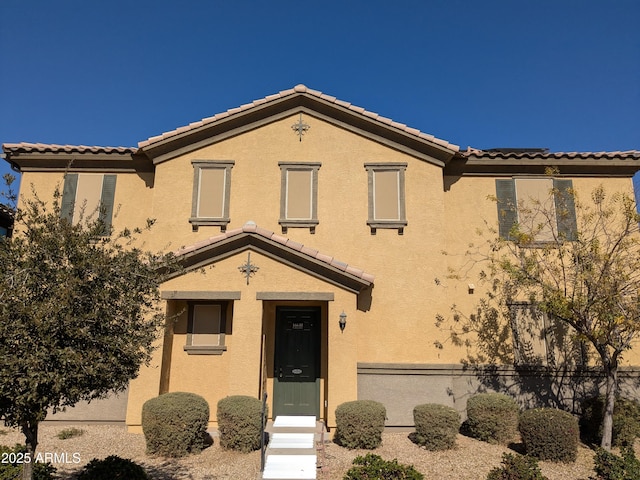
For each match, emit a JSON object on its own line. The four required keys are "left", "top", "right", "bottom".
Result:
{"left": 273, "top": 307, "right": 320, "bottom": 417}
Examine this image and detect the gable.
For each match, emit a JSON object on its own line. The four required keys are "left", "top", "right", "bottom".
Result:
{"left": 164, "top": 222, "right": 374, "bottom": 294}
{"left": 138, "top": 85, "right": 459, "bottom": 167}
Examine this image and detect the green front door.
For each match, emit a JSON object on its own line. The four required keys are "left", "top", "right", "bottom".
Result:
{"left": 273, "top": 307, "right": 320, "bottom": 418}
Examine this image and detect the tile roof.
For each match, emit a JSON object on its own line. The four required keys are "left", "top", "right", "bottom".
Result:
{"left": 2, "top": 143, "right": 136, "bottom": 155}
{"left": 174, "top": 221, "right": 375, "bottom": 285}
{"left": 138, "top": 84, "right": 459, "bottom": 152}
{"left": 464, "top": 147, "right": 640, "bottom": 160}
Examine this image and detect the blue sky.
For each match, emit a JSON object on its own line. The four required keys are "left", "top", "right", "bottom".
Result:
{"left": 1, "top": 0, "right": 639, "bottom": 198}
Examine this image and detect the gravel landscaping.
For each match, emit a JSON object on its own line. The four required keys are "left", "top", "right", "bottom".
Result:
{"left": 0, "top": 423, "right": 626, "bottom": 479}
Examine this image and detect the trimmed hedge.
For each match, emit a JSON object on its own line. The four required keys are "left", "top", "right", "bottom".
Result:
{"left": 580, "top": 396, "right": 640, "bottom": 447}
{"left": 217, "top": 395, "right": 264, "bottom": 452}
{"left": 519, "top": 408, "right": 579, "bottom": 462}
{"left": 412, "top": 403, "right": 460, "bottom": 451}
{"left": 486, "top": 453, "right": 548, "bottom": 480}
{"left": 334, "top": 400, "right": 386, "bottom": 449}
{"left": 142, "top": 391, "right": 210, "bottom": 457}
{"left": 592, "top": 446, "right": 640, "bottom": 480}
{"left": 466, "top": 393, "right": 519, "bottom": 444}
{"left": 76, "top": 455, "right": 149, "bottom": 480}
{"left": 344, "top": 453, "right": 424, "bottom": 480}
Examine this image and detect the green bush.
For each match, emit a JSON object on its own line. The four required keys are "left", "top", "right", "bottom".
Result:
{"left": 217, "top": 395, "right": 264, "bottom": 452}
{"left": 343, "top": 453, "right": 424, "bottom": 480}
{"left": 0, "top": 444, "right": 57, "bottom": 480}
{"left": 142, "top": 391, "right": 210, "bottom": 457}
{"left": 412, "top": 403, "right": 460, "bottom": 450}
{"left": 580, "top": 396, "right": 640, "bottom": 447}
{"left": 466, "top": 393, "right": 519, "bottom": 444}
{"left": 76, "top": 455, "right": 149, "bottom": 480}
{"left": 591, "top": 446, "right": 640, "bottom": 480}
{"left": 518, "top": 408, "right": 579, "bottom": 462}
{"left": 56, "top": 427, "right": 84, "bottom": 440}
{"left": 334, "top": 400, "right": 386, "bottom": 449}
{"left": 486, "top": 453, "right": 548, "bottom": 480}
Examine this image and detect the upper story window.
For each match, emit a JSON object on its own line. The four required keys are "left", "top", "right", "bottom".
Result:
{"left": 279, "top": 162, "right": 321, "bottom": 233}
{"left": 365, "top": 163, "right": 407, "bottom": 234}
{"left": 496, "top": 178, "right": 577, "bottom": 242}
{"left": 61, "top": 173, "right": 117, "bottom": 235}
{"left": 190, "top": 160, "right": 234, "bottom": 231}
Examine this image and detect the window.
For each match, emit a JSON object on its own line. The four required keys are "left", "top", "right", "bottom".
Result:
{"left": 509, "top": 303, "right": 585, "bottom": 367}
{"left": 184, "top": 302, "right": 228, "bottom": 355}
{"left": 61, "top": 173, "right": 117, "bottom": 235}
{"left": 365, "top": 163, "right": 407, "bottom": 234}
{"left": 190, "top": 161, "right": 234, "bottom": 230}
{"left": 279, "top": 162, "right": 320, "bottom": 232}
{"left": 496, "top": 178, "right": 577, "bottom": 242}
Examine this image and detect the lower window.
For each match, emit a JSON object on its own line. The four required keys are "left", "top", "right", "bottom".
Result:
{"left": 184, "top": 302, "right": 228, "bottom": 355}
{"left": 509, "top": 303, "right": 586, "bottom": 367}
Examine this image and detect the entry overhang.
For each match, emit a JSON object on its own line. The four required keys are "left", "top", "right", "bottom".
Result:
{"left": 165, "top": 222, "right": 374, "bottom": 294}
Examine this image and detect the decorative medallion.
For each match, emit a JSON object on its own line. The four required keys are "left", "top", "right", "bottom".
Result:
{"left": 238, "top": 252, "right": 259, "bottom": 285}
{"left": 291, "top": 113, "right": 310, "bottom": 141}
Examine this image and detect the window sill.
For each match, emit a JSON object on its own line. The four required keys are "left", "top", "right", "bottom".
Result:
{"left": 183, "top": 345, "right": 227, "bottom": 355}
{"left": 367, "top": 221, "right": 407, "bottom": 235}
{"left": 279, "top": 220, "right": 319, "bottom": 234}
{"left": 189, "top": 218, "right": 230, "bottom": 232}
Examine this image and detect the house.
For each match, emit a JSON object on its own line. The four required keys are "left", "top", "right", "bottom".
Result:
{"left": 3, "top": 85, "right": 640, "bottom": 432}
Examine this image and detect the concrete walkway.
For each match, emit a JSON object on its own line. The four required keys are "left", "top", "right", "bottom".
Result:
{"left": 261, "top": 416, "right": 321, "bottom": 480}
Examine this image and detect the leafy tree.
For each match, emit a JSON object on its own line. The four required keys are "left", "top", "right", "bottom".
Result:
{"left": 437, "top": 183, "right": 640, "bottom": 451}
{"left": 0, "top": 180, "right": 175, "bottom": 479}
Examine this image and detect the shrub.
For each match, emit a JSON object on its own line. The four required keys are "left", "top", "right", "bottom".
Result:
{"left": 334, "top": 400, "right": 386, "bottom": 449}
{"left": 591, "top": 446, "right": 640, "bottom": 480}
{"left": 76, "top": 455, "right": 149, "bottom": 480}
{"left": 581, "top": 396, "right": 640, "bottom": 447}
{"left": 466, "top": 393, "right": 519, "bottom": 444}
{"left": 0, "top": 444, "right": 57, "bottom": 480}
{"left": 344, "top": 453, "right": 424, "bottom": 480}
{"left": 518, "top": 408, "right": 579, "bottom": 462}
{"left": 142, "top": 391, "right": 210, "bottom": 457}
{"left": 412, "top": 403, "right": 460, "bottom": 450}
{"left": 486, "top": 453, "right": 548, "bottom": 480}
{"left": 57, "top": 427, "right": 84, "bottom": 440}
{"left": 217, "top": 395, "right": 264, "bottom": 452}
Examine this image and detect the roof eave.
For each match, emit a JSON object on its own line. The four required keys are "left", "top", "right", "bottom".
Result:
{"left": 165, "top": 232, "right": 373, "bottom": 294}
{"left": 445, "top": 153, "right": 640, "bottom": 177}
{"left": 3, "top": 149, "right": 153, "bottom": 173}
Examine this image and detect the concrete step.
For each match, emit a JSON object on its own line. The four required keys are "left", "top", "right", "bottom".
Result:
{"left": 273, "top": 416, "right": 317, "bottom": 428}
{"left": 261, "top": 417, "right": 320, "bottom": 480}
{"left": 269, "top": 433, "right": 315, "bottom": 449}
{"left": 262, "top": 454, "right": 317, "bottom": 479}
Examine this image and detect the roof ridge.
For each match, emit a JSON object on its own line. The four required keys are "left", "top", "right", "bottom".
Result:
{"left": 137, "top": 85, "right": 459, "bottom": 152}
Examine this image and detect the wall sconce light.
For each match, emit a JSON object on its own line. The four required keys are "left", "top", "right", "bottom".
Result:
{"left": 468, "top": 284, "right": 475, "bottom": 294}
{"left": 339, "top": 311, "right": 347, "bottom": 332}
